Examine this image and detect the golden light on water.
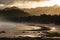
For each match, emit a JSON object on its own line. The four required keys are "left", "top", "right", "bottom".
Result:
{"left": 50, "top": 27, "right": 56, "bottom": 32}
{"left": 0, "top": 4, "right": 4, "bottom": 6}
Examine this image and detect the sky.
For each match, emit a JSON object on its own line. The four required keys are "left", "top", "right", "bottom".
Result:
{"left": 0, "top": 0, "right": 60, "bottom": 9}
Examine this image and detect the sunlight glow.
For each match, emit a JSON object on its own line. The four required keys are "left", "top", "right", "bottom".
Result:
{"left": 50, "top": 27, "right": 56, "bottom": 31}
{"left": 0, "top": 4, "right": 4, "bottom": 6}
{"left": 9, "top": 0, "right": 60, "bottom": 8}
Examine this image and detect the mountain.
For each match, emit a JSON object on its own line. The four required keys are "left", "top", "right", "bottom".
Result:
{"left": 0, "top": 6, "right": 30, "bottom": 18}
{"left": 23, "top": 5, "right": 60, "bottom": 16}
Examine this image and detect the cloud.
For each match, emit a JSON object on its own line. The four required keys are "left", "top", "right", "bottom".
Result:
{"left": 0, "top": 0, "right": 50, "bottom": 9}
{"left": 0, "top": 0, "right": 49, "bottom": 5}
{"left": 9, "top": 0, "right": 53, "bottom": 9}
{"left": 0, "top": 0, "right": 15, "bottom": 5}
{"left": 10, "top": 0, "right": 60, "bottom": 9}
{"left": 0, "top": 0, "right": 48, "bottom": 3}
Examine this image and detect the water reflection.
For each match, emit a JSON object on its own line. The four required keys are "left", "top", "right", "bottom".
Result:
{"left": 0, "top": 22, "right": 60, "bottom": 38}
{"left": 49, "top": 27, "right": 56, "bottom": 32}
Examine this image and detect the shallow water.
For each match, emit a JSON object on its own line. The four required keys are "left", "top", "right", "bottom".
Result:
{"left": 0, "top": 21, "right": 60, "bottom": 38}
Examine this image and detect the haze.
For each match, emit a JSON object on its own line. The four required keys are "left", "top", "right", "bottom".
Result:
{"left": 0, "top": 0, "right": 60, "bottom": 9}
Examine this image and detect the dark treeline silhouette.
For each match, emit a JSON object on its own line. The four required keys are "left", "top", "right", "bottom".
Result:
{"left": 8, "top": 14, "right": 60, "bottom": 25}
{"left": 0, "top": 7, "right": 60, "bottom": 25}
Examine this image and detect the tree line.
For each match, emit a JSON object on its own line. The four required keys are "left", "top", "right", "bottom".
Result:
{"left": 0, "top": 7, "right": 60, "bottom": 25}
{"left": 6, "top": 14, "right": 60, "bottom": 25}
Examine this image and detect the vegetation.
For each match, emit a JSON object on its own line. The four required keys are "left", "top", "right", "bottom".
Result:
{"left": 0, "top": 7, "right": 60, "bottom": 25}
{"left": 0, "top": 6, "right": 60, "bottom": 40}
{"left": 6, "top": 14, "right": 60, "bottom": 25}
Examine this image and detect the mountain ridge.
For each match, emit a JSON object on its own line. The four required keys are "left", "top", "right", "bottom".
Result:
{"left": 23, "top": 5, "right": 60, "bottom": 16}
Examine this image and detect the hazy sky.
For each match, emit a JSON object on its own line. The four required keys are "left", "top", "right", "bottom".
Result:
{"left": 0, "top": 0, "right": 60, "bottom": 9}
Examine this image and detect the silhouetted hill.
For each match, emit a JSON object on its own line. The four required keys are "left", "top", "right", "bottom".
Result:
{"left": 1, "top": 6, "right": 30, "bottom": 18}
{"left": 0, "top": 6, "right": 60, "bottom": 24}
{"left": 23, "top": 5, "right": 60, "bottom": 16}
